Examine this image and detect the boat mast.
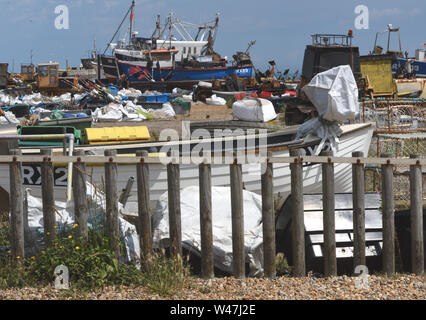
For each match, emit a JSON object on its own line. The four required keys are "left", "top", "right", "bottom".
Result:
{"left": 129, "top": 0, "right": 135, "bottom": 44}
{"left": 103, "top": 1, "right": 134, "bottom": 54}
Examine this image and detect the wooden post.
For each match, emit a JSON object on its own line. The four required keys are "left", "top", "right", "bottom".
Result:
{"left": 167, "top": 153, "right": 182, "bottom": 258}
{"left": 262, "top": 152, "right": 276, "bottom": 279}
{"left": 289, "top": 149, "right": 305, "bottom": 277}
{"left": 73, "top": 150, "right": 88, "bottom": 241}
{"left": 352, "top": 151, "right": 366, "bottom": 270}
{"left": 40, "top": 148, "right": 56, "bottom": 246}
{"left": 119, "top": 177, "right": 135, "bottom": 206}
{"left": 199, "top": 162, "right": 214, "bottom": 279}
{"left": 230, "top": 153, "right": 245, "bottom": 279}
{"left": 409, "top": 154, "right": 424, "bottom": 275}
{"left": 381, "top": 153, "right": 395, "bottom": 274}
{"left": 136, "top": 150, "right": 152, "bottom": 259}
{"left": 104, "top": 150, "right": 119, "bottom": 259}
{"left": 23, "top": 188, "right": 31, "bottom": 255}
{"left": 9, "top": 149, "right": 24, "bottom": 260}
{"left": 321, "top": 150, "right": 337, "bottom": 277}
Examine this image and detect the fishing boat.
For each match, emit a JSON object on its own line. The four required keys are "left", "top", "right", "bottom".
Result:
{"left": 0, "top": 122, "right": 375, "bottom": 212}
{"left": 392, "top": 53, "right": 426, "bottom": 78}
{"left": 373, "top": 25, "right": 426, "bottom": 78}
{"left": 100, "top": 1, "right": 254, "bottom": 89}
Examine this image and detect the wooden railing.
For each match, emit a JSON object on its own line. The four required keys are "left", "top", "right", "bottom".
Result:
{"left": 2, "top": 151, "right": 424, "bottom": 278}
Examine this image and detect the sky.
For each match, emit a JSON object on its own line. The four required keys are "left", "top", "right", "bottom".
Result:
{"left": 0, "top": 0, "right": 424, "bottom": 75}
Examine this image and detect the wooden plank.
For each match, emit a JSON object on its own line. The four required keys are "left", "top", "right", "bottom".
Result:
{"left": 321, "top": 150, "right": 337, "bottom": 277}
{"left": 72, "top": 150, "right": 88, "bottom": 241}
{"left": 105, "top": 150, "right": 120, "bottom": 260}
{"left": 0, "top": 155, "right": 425, "bottom": 166}
{"left": 167, "top": 155, "right": 182, "bottom": 258}
{"left": 409, "top": 154, "right": 424, "bottom": 275}
{"left": 199, "top": 162, "right": 214, "bottom": 279}
{"left": 230, "top": 154, "right": 245, "bottom": 279}
{"left": 352, "top": 151, "right": 366, "bottom": 270}
{"left": 381, "top": 153, "right": 395, "bottom": 274}
{"left": 136, "top": 150, "right": 152, "bottom": 259}
{"left": 9, "top": 149, "right": 24, "bottom": 261}
{"left": 40, "top": 149, "right": 56, "bottom": 246}
{"left": 289, "top": 149, "right": 305, "bottom": 277}
{"left": 262, "top": 152, "right": 276, "bottom": 279}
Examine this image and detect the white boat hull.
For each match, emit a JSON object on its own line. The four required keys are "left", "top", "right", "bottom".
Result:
{"left": 0, "top": 123, "right": 374, "bottom": 214}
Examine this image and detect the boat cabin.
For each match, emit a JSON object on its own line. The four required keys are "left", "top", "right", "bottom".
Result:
{"left": 37, "top": 62, "right": 59, "bottom": 89}
{"left": 154, "top": 39, "right": 209, "bottom": 62}
{"left": 21, "top": 64, "right": 35, "bottom": 82}
{"left": 301, "top": 33, "right": 361, "bottom": 84}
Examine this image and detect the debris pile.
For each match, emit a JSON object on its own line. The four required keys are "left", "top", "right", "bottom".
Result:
{"left": 0, "top": 80, "right": 199, "bottom": 125}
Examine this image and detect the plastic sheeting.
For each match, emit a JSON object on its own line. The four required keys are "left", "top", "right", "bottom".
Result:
{"left": 206, "top": 94, "right": 226, "bottom": 106}
{"left": 92, "top": 101, "right": 176, "bottom": 122}
{"left": 295, "top": 117, "right": 343, "bottom": 155}
{"left": 152, "top": 186, "right": 265, "bottom": 277}
{"left": 296, "top": 66, "right": 360, "bottom": 155}
{"left": 232, "top": 98, "right": 277, "bottom": 122}
{"left": 0, "top": 111, "right": 19, "bottom": 124}
{"left": 302, "top": 65, "right": 359, "bottom": 123}
{"left": 22, "top": 182, "right": 140, "bottom": 262}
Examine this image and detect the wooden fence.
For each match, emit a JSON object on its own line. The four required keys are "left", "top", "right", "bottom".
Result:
{"left": 2, "top": 151, "right": 424, "bottom": 278}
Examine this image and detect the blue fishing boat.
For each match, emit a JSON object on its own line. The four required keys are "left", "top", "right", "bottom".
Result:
{"left": 373, "top": 25, "right": 426, "bottom": 78}
{"left": 392, "top": 56, "right": 426, "bottom": 78}
{"left": 102, "top": 1, "right": 254, "bottom": 89}
{"left": 118, "top": 61, "right": 253, "bottom": 84}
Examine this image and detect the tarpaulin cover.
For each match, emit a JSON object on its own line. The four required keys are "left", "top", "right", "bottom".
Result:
{"left": 22, "top": 182, "right": 140, "bottom": 262}
{"left": 205, "top": 94, "right": 226, "bottom": 106}
{"left": 152, "top": 186, "right": 265, "bottom": 277}
{"left": 232, "top": 98, "right": 277, "bottom": 122}
{"left": 302, "top": 65, "right": 359, "bottom": 122}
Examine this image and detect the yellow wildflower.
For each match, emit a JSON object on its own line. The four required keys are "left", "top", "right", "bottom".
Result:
{"left": 68, "top": 235, "right": 72, "bottom": 239}
{"left": 31, "top": 256, "right": 35, "bottom": 260}
{"left": 16, "top": 256, "right": 20, "bottom": 259}
{"left": 75, "top": 246, "right": 80, "bottom": 250}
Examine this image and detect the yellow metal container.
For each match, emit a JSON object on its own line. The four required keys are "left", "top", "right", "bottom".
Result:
{"left": 84, "top": 126, "right": 150, "bottom": 144}
{"left": 359, "top": 54, "right": 395, "bottom": 96}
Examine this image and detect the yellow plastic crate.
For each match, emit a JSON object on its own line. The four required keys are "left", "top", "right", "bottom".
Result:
{"left": 84, "top": 126, "right": 150, "bottom": 144}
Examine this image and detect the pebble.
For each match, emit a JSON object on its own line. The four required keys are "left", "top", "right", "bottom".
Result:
{"left": 0, "top": 274, "right": 424, "bottom": 300}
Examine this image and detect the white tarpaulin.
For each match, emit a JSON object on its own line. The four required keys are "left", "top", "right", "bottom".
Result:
{"left": 22, "top": 182, "right": 140, "bottom": 262}
{"left": 302, "top": 65, "right": 359, "bottom": 122}
{"left": 152, "top": 186, "right": 265, "bottom": 277}
{"left": 232, "top": 98, "right": 277, "bottom": 122}
{"left": 206, "top": 94, "right": 226, "bottom": 106}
